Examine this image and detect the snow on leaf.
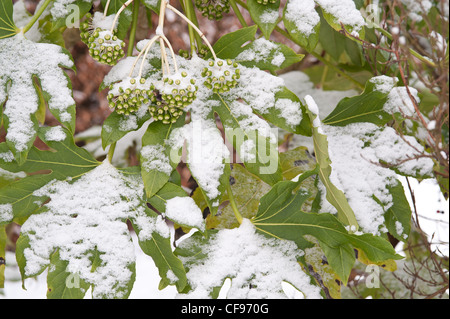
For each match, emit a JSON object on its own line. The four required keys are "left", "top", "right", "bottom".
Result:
{"left": 319, "top": 121, "right": 433, "bottom": 236}
{"left": 0, "top": 35, "right": 76, "bottom": 163}
{"left": 16, "top": 161, "right": 179, "bottom": 299}
{"left": 175, "top": 219, "right": 323, "bottom": 299}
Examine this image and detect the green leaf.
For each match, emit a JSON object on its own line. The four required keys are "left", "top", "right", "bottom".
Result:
{"left": 0, "top": 126, "right": 99, "bottom": 223}
{"left": 142, "top": 0, "right": 161, "bottom": 13}
{"left": 213, "top": 96, "right": 283, "bottom": 186}
{"left": 322, "top": 79, "right": 392, "bottom": 126}
{"left": 252, "top": 179, "right": 402, "bottom": 284}
{"left": 247, "top": 0, "right": 280, "bottom": 39}
{"left": 140, "top": 115, "right": 185, "bottom": 198}
{"left": 283, "top": 0, "right": 320, "bottom": 52}
{"left": 46, "top": 250, "right": 91, "bottom": 299}
{"left": 101, "top": 111, "right": 151, "bottom": 149}
{"left": 148, "top": 182, "right": 188, "bottom": 213}
{"left": 0, "top": 36, "right": 76, "bottom": 164}
{"left": 380, "top": 181, "right": 412, "bottom": 243}
{"left": 50, "top": 0, "right": 93, "bottom": 31}
{"left": 206, "top": 164, "right": 271, "bottom": 230}
{"left": 130, "top": 207, "right": 187, "bottom": 292}
{"left": 305, "top": 103, "right": 359, "bottom": 229}
{"left": 0, "top": 0, "right": 18, "bottom": 39}
{"left": 206, "top": 25, "right": 258, "bottom": 59}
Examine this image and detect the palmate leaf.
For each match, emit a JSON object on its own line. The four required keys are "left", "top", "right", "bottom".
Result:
{"left": 251, "top": 177, "right": 402, "bottom": 285}
{"left": 0, "top": 0, "right": 18, "bottom": 39}
{"left": 13, "top": 161, "right": 187, "bottom": 298}
{"left": 0, "top": 35, "right": 76, "bottom": 164}
{"left": 0, "top": 126, "right": 99, "bottom": 224}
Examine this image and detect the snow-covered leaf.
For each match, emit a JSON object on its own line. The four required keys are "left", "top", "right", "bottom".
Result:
{"left": 304, "top": 95, "right": 359, "bottom": 230}
{"left": 234, "top": 37, "right": 304, "bottom": 72}
{"left": 15, "top": 162, "right": 186, "bottom": 298}
{"left": 175, "top": 219, "right": 323, "bottom": 298}
{"left": 0, "top": 35, "right": 76, "bottom": 164}
{"left": 247, "top": 0, "right": 280, "bottom": 39}
{"left": 0, "top": 126, "right": 98, "bottom": 224}
{"left": 140, "top": 115, "right": 185, "bottom": 198}
{"left": 283, "top": 0, "right": 320, "bottom": 51}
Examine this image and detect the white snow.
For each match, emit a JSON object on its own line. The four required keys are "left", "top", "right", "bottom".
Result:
{"left": 45, "top": 126, "right": 67, "bottom": 142}
{"left": 164, "top": 196, "right": 205, "bottom": 232}
{"left": 140, "top": 145, "right": 173, "bottom": 175}
{"left": 177, "top": 219, "right": 322, "bottom": 299}
{"left": 315, "top": 0, "right": 366, "bottom": 32}
{"left": 0, "top": 35, "right": 74, "bottom": 152}
{"left": 383, "top": 86, "right": 420, "bottom": 117}
{"left": 0, "top": 204, "right": 13, "bottom": 223}
{"left": 285, "top": 0, "right": 320, "bottom": 36}
{"left": 20, "top": 161, "right": 169, "bottom": 298}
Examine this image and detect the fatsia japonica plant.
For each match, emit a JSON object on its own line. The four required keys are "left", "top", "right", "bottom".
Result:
{"left": 0, "top": 0, "right": 448, "bottom": 299}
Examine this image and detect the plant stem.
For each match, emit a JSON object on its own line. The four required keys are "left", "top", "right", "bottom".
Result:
{"left": 22, "top": 0, "right": 53, "bottom": 34}
{"left": 166, "top": 3, "right": 218, "bottom": 60}
{"left": 127, "top": 0, "right": 140, "bottom": 57}
{"left": 183, "top": 0, "right": 197, "bottom": 54}
{"left": 107, "top": 142, "right": 116, "bottom": 163}
{"left": 110, "top": 0, "right": 135, "bottom": 33}
{"left": 226, "top": 181, "right": 243, "bottom": 225}
{"left": 229, "top": 0, "right": 248, "bottom": 27}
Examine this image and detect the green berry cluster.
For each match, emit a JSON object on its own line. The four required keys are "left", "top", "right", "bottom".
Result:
{"left": 178, "top": 45, "right": 209, "bottom": 59}
{"left": 202, "top": 59, "right": 240, "bottom": 94}
{"left": 150, "top": 72, "right": 198, "bottom": 124}
{"left": 107, "top": 78, "right": 155, "bottom": 116}
{"left": 194, "top": 0, "right": 230, "bottom": 20}
{"left": 80, "top": 13, "right": 125, "bottom": 66}
{"left": 256, "top": 0, "right": 277, "bottom": 5}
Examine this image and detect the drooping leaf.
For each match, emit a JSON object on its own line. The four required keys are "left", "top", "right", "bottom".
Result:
{"left": 213, "top": 96, "right": 283, "bottom": 186}
{"left": 304, "top": 98, "right": 359, "bottom": 229}
{"left": 0, "top": 36, "right": 76, "bottom": 164}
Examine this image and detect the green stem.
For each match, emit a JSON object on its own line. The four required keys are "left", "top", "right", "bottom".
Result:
{"left": 108, "top": 142, "right": 117, "bottom": 163}
{"left": 226, "top": 180, "right": 243, "bottom": 225}
{"left": 183, "top": 0, "right": 197, "bottom": 54}
{"left": 229, "top": 0, "right": 248, "bottom": 27}
{"left": 22, "top": 0, "right": 53, "bottom": 34}
{"left": 127, "top": 0, "right": 140, "bottom": 57}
